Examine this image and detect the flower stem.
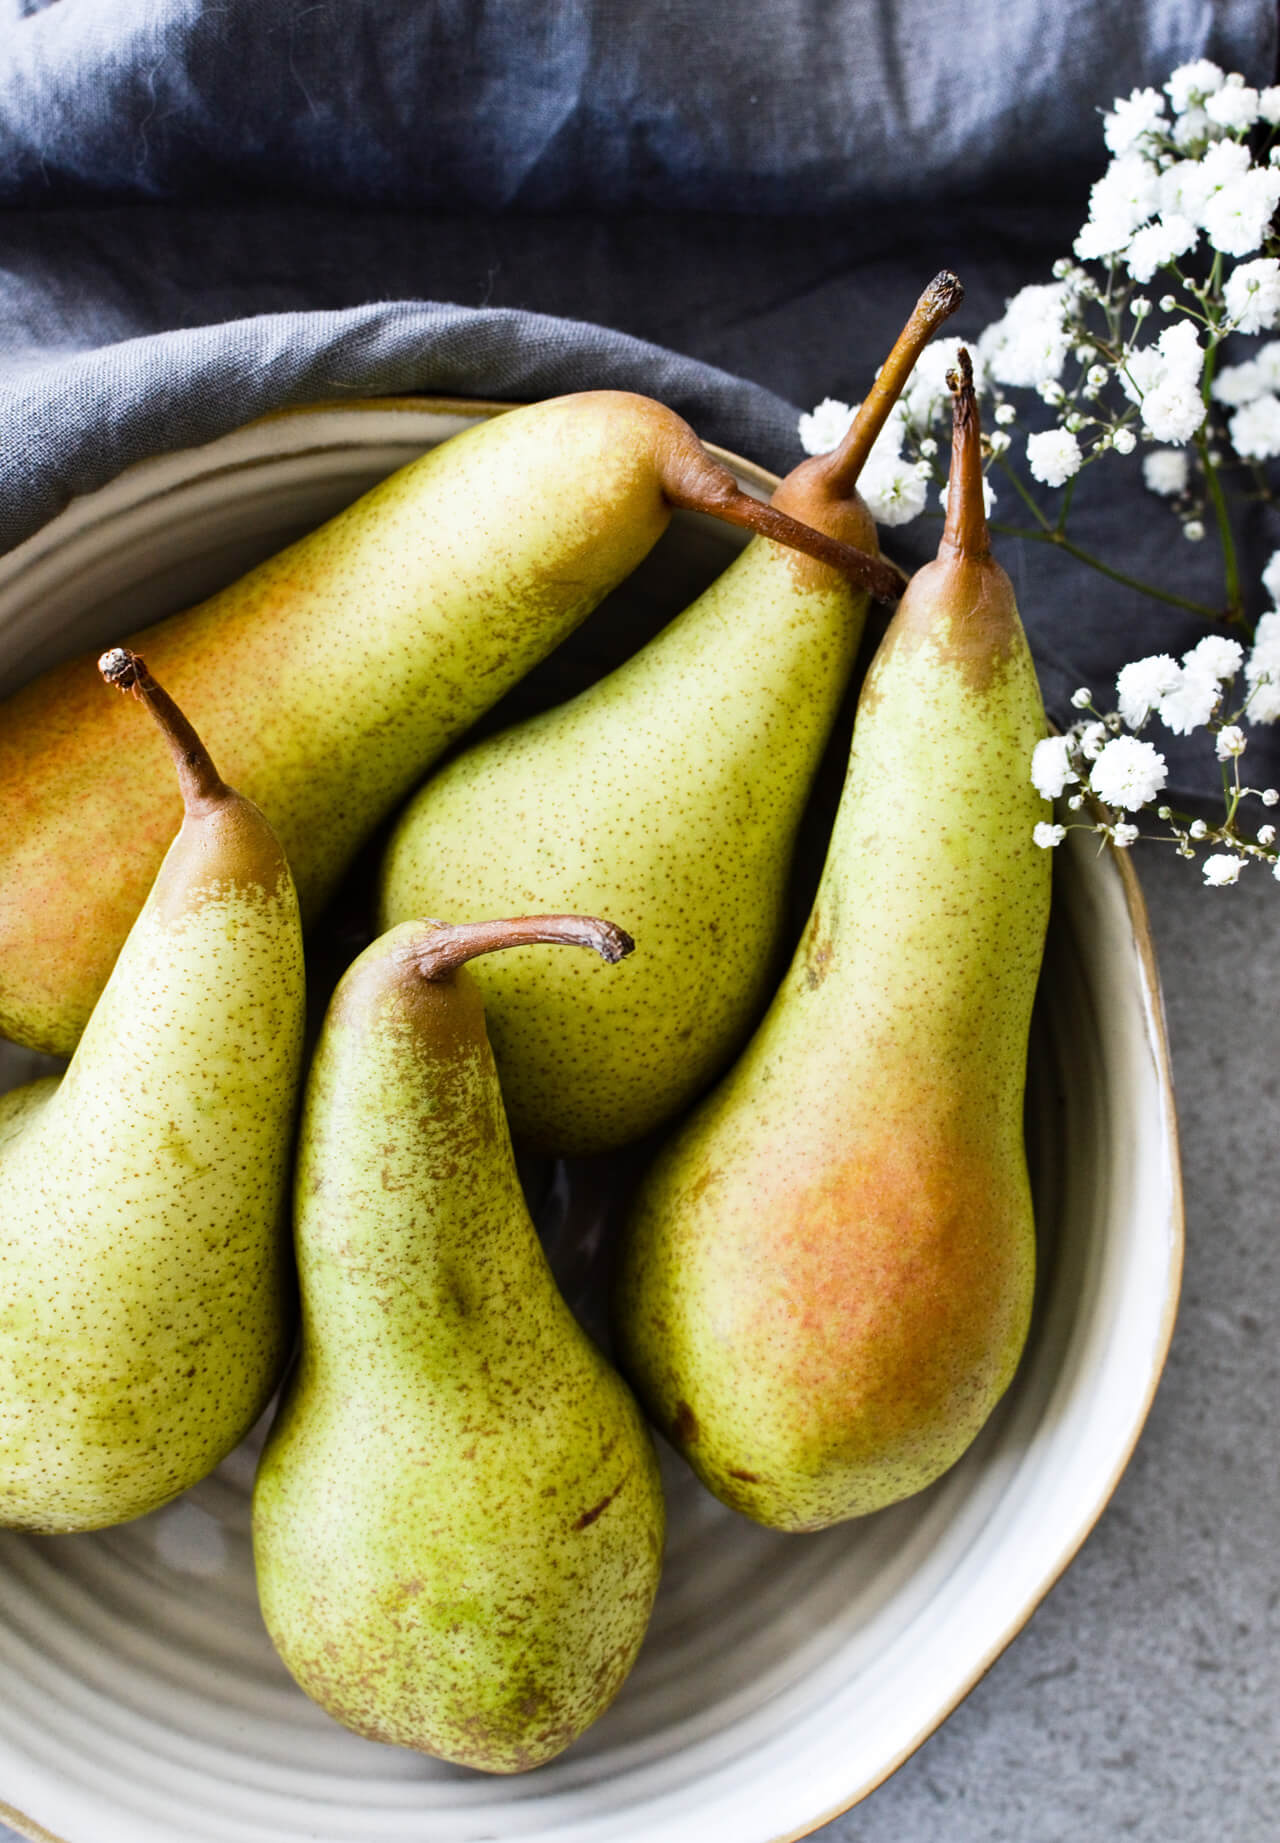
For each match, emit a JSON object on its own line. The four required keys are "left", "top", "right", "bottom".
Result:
{"left": 987, "top": 522, "right": 1223, "bottom": 619}
{"left": 1197, "top": 431, "right": 1244, "bottom": 624}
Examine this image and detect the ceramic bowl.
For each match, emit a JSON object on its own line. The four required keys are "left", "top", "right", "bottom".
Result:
{"left": 0, "top": 402, "right": 1183, "bottom": 1843}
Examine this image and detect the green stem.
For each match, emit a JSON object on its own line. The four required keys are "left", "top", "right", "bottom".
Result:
{"left": 1198, "top": 432, "right": 1243, "bottom": 623}
{"left": 996, "top": 460, "right": 1055, "bottom": 532}
{"left": 987, "top": 523, "right": 1223, "bottom": 619}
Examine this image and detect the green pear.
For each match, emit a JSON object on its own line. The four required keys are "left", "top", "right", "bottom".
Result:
{"left": 376, "top": 277, "right": 962, "bottom": 1154}
{"left": 613, "top": 353, "right": 1052, "bottom": 1532}
{"left": 0, "top": 392, "right": 899, "bottom": 1060}
{"left": 0, "top": 649, "right": 305, "bottom": 1532}
{"left": 252, "top": 913, "right": 665, "bottom": 1774}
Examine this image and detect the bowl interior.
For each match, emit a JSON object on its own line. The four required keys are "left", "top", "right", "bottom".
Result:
{"left": 0, "top": 404, "right": 1182, "bottom": 1843}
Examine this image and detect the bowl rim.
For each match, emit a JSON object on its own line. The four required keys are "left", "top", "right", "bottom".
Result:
{"left": 0, "top": 394, "right": 1185, "bottom": 1843}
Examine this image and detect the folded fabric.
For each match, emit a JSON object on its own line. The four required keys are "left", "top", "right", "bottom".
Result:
{"left": 0, "top": 0, "right": 1275, "bottom": 801}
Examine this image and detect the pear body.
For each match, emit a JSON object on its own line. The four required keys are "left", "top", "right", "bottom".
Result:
{"left": 0, "top": 793, "right": 305, "bottom": 1532}
{"left": 614, "top": 538, "right": 1052, "bottom": 1531}
{"left": 0, "top": 392, "right": 723, "bottom": 1056}
{"left": 253, "top": 925, "right": 664, "bottom": 1772}
{"left": 378, "top": 513, "right": 873, "bottom": 1154}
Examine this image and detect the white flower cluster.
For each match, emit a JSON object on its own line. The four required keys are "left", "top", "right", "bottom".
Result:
{"left": 1115, "top": 633, "right": 1242, "bottom": 733}
{"left": 1081, "top": 69, "right": 1280, "bottom": 269}
{"left": 1211, "top": 333, "right": 1280, "bottom": 460}
{"left": 1031, "top": 605, "right": 1280, "bottom": 883}
{"left": 1120, "top": 318, "right": 1206, "bottom": 445}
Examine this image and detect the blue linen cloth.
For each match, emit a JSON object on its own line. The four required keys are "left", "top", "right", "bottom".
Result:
{"left": 0, "top": 0, "right": 1275, "bottom": 788}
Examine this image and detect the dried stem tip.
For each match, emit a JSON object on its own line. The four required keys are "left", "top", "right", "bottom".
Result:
{"left": 99, "top": 645, "right": 144, "bottom": 692}
{"left": 817, "top": 269, "right": 964, "bottom": 500}
{"left": 406, "top": 915, "right": 636, "bottom": 983}
{"left": 96, "top": 645, "right": 228, "bottom": 810}
{"left": 941, "top": 349, "right": 990, "bottom": 561}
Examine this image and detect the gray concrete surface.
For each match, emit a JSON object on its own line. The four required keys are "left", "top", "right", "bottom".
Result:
{"left": 1, "top": 844, "right": 1274, "bottom": 1842}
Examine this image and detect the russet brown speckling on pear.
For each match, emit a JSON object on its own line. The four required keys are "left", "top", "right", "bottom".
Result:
{"left": 252, "top": 913, "right": 664, "bottom": 1774}
{"left": 612, "top": 351, "right": 1052, "bottom": 1532}
{"left": 0, "top": 392, "right": 899, "bottom": 1060}
{"left": 0, "top": 649, "right": 305, "bottom": 1533}
{"left": 377, "top": 275, "right": 963, "bottom": 1155}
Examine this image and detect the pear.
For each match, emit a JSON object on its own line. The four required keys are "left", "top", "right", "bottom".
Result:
{"left": 613, "top": 352, "right": 1052, "bottom": 1532}
{"left": 0, "top": 392, "right": 899, "bottom": 1059}
{"left": 377, "top": 276, "right": 963, "bottom": 1154}
{"left": 252, "top": 913, "right": 665, "bottom": 1774}
{"left": 0, "top": 649, "right": 305, "bottom": 1532}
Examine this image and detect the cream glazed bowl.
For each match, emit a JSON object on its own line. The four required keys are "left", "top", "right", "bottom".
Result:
{"left": 0, "top": 401, "right": 1182, "bottom": 1843}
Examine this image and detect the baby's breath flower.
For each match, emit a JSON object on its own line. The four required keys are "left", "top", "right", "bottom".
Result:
{"left": 1079, "top": 721, "right": 1109, "bottom": 759}
{"left": 1068, "top": 793, "right": 1085, "bottom": 810}
{"left": 1104, "top": 87, "right": 1168, "bottom": 155}
{"left": 1125, "top": 214, "right": 1198, "bottom": 283}
{"left": 1159, "top": 293, "right": 1178, "bottom": 312}
{"left": 1203, "top": 853, "right": 1246, "bottom": 885}
{"left": 1112, "top": 822, "right": 1141, "bottom": 847}
{"left": 1038, "top": 379, "right": 1067, "bottom": 406}
{"left": 1216, "top": 724, "right": 1247, "bottom": 759}
{"left": 1027, "top": 428, "right": 1083, "bottom": 486}
{"left": 979, "top": 282, "right": 1076, "bottom": 386}
{"left": 1204, "top": 80, "right": 1260, "bottom": 132}
{"left": 797, "top": 398, "right": 854, "bottom": 455}
{"left": 1117, "top": 653, "right": 1182, "bottom": 727}
{"left": 1142, "top": 448, "right": 1189, "bottom": 495}
{"left": 1086, "top": 364, "right": 1109, "bottom": 389}
{"left": 1031, "top": 735, "right": 1079, "bottom": 799}
{"left": 993, "top": 402, "right": 1017, "bottom": 426}
{"left": 918, "top": 436, "right": 938, "bottom": 458}
{"left": 1121, "top": 319, "right": 1205, "bottom": 444}
{"left": 1165, "top": 60, "right": 1225, "bottom": 115}
{"left": 1112, "top": 427, "right": 1137, "bottom": 454}
{"left": 1263, "top": 551, "right": 1280, "bottom": 606}
{"left": 1184, "top": 518, "right": 1206, "bottom": 540}
{"left": 988, "top": 429, "right": 1012, "bottom": 456}
{"left": 1202, "top": 163, "right": 1280, "bottom": 258}
{"left": 1264, "top": 788, "right": 1280, "bottom": 806}
{"left": 1089, "top": 735, "right": 1169, "bottom": 809}
{"left": 1259, "top": 824, "right": 1277, "bottom": 846}
{"left": 1033, "top": 821, "right": 1067, "bottom": 849}
{"left": 1245, "top": 611, "right": 1280, "bottom": 722}
{"left": 1070, "top": 686, "right": 1093, "bottom": 709}
{"left": 1190, "top": 818, "right": 1209, "bottom": 839}
{"left": 1229, "top": 392, "right": 1280, "bottom": 460}
{"left": 1224, "top": 258, "right": 1280, "bottom": 334}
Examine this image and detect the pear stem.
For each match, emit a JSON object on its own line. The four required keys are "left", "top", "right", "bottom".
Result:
{"left": 657, "top": 448, "right": 908, "bottom": 602}
{"left": 697, "top": 493, "right": 910, "bottom": 602}
{"left": 98, "top": 647, "right": 229, "bottom": 812}
{"left": 818, "top": 270, "right": 965, "bottom": 496}
{"left": 941, "top": 349, "right": 991, "bottom": 562}
{"left": 403, "top": 915, "right": 636, "bottom": 983}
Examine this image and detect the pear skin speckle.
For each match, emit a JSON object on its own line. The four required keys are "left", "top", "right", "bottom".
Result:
{"left": 0, "top": 795, "right": 305, "bottom": 1533}
{"left": 614, "top": 372, "right": 1052, "bottom": 1532}
{"left": 378, "top": 532, "right": 869, "bottom": 1155}
{"left": 0, "top": 393, "right": 704, "bottom": 1058}
{"left": 253, "top": 923, "right": 664, "bottom": 1773}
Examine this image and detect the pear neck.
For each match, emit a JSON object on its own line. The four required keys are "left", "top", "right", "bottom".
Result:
{"left": 940, "top": 350, "right": 991, "bottom": 563}
{"left": 816, "top": 270, "right": 964, "bottom": 500}
{"left": 98, "top": 648, "right": 229, "bottom": 815}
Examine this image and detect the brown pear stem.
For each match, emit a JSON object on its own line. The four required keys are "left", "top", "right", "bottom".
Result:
{"left": 941, "top": 349, "right": 991, "bottom": 561}
{"left": 705, "top": 494, "right": 910, "bottom": 602}
{"left": 402, "top": 915, "right": 636, "bottom": 983}
{"left": 819, "top": 270, "right": 965, "bottom": 496}
{"left": 657, "top": 446, "right": 907, "bottom": 602}
{"left": 98, "top": 647, "right": 229, "bottom": 812}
